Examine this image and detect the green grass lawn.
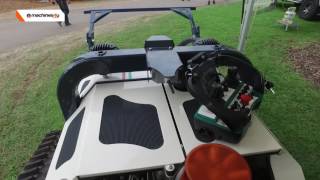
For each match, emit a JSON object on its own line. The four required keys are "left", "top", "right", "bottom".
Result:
{"left": 1, "top": 2, "right": 320, "bottom": 180}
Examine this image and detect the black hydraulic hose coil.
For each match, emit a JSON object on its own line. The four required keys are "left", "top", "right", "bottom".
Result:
{"left": 195, "top": 38, "right": 219, "bottom": 45}
{"left": 90, "top": 43, "right": 119, "bottom": 51}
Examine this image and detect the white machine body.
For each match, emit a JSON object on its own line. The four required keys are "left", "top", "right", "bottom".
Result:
{"left": 46, "top": 71, "right": 305, "bottom": 180}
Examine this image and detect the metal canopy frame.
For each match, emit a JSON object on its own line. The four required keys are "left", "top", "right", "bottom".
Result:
{"left": 84, "top": 7, "right": 199, "bottom": 49}
{"left": 239, "top": 0, "right": 275, "bottom": 52}
{"left": 238, "top": 0, "right": 256, "bottom": 52}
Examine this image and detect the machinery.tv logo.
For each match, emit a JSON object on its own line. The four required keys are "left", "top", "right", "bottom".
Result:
{"left": 26, "top": 13, "right": 60, "bottom": 18}
{"left": 16, "top": 10, "right": 64, "bottom": 22}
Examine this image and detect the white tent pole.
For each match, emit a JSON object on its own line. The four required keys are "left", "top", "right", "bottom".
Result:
{"left": 238, "top": 0, "right": 256, "bottom": 52}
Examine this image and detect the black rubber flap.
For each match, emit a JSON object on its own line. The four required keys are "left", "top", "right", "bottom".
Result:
{"left": 146, "top": 50, "right": 182, "bottom": 78}
{"left": 56, "top": 108, "right": 85, "bottom": 169}
{"left": 99, "top": 95, "right": 164, "bottom": 149}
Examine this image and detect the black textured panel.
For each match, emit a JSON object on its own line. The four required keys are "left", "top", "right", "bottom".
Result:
{"left": 99, "top": 95, "right": 163, "bottom": 149}
{"left": 56, "top": 108, "right": 85, "bottom": 169}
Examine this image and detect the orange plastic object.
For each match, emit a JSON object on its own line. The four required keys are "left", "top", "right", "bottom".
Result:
{"left": 182, "top": 144, "right": 251, "bottom": 180}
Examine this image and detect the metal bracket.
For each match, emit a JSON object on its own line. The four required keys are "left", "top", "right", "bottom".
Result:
{"left": 86, "top": 10, "right": 112, "bottom": 49}
{"left": 84, "top": 7, "right": 199, "bottom": 50}
{"left": 172, "top": 8, "right": 200, "bottom": 39}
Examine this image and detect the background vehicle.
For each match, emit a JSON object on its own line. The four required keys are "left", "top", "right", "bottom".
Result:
{"left": 288, "top": 0, "right": 320, "bottom": 20}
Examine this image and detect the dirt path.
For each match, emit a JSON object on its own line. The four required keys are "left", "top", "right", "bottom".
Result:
{"left": 0, "top": 0, "right": 49, "bottom": 13}
{"left": 0, "top": 0, "right": 211, "bottom": 54}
